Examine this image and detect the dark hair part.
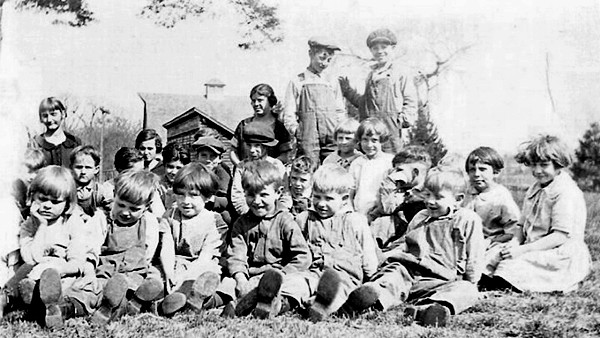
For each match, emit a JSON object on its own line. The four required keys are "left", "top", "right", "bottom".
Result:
{"left": 172, "top": 163, "right": 219, "bottom": 197}
{"left": 515, "top": 134, "right": 572, "bottom": 169}
{"left": 392, "top": 145, "right": 432, "bottom": 168}
{"left": 70, "top": 145, "right": 101, "bottom": 167}
{"left": 290, "top": 155, "right": 316, "bottom": 175}
{"left": 114, "top": 147, "right": 143, "bottom": 172}
{"left": 241, "top": 160, "right": 284, "bottom": 195}
{"left": 465, "top": 146, "right": 504, "bottom": 173}
{"left": 38, "top": 97, "right": 66, "bottom": 117}
{"left": 249, "top": 83, "right": 278, "bottom": 108}
{"left": 135, "top": 129, "right": 163, "bottom": 154}
{"left": 162, "top": 143, "right": 191, "bottom": 165}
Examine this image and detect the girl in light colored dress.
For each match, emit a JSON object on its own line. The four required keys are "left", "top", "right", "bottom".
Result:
{"left": 484, "top": 135, "right": 591, "bottom": 292}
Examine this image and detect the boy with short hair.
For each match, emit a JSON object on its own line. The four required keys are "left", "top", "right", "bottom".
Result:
{"left": 369, "top": 145, "right": 432, "bottom": 247}
{"left": 282, "top": 36, "right": 348, "bottom": 164}
{"left": 229, "top": 122, "right": 288, "bottom": 218}
{"left": 70, "top": 145, "right": 113, "bottom": 218}
{"left": 262, "top": 164, "right": 378, "bottom": 321}
{"left": 288, "top": 156, "right": 316, "bottom": 216}
{"left": 322, "top": 118, "right": 361, "bottom": 170}
{"left": 340, "top": 28, "right": 417, "bottom": 153}
{"left": 343, "top": 167, "right": 484, "bottom": 327}
{"left": 86, "top": 170, "right": 165, "bottom": 324}
{"left": 227, "top": 160, "right": 310, "bottom": 318}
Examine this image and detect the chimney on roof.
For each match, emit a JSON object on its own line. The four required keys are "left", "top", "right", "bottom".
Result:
{"left": 204, "top": 78, "right": 225, "bottom": 101}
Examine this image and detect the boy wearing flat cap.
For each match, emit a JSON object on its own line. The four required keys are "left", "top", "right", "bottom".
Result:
{"left": 228, "top": 122, "right": 289, "bottom": 219}
{"left": 340, "top": 28, "right": 417, "bottom": 154}
{"left": 281, "top": 36, "right": 348, "bottom": 166}
{"left": 193, "top": 136, "right": 231, "bottom": 196}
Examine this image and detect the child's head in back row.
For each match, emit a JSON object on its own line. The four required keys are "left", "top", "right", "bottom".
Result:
{"left": 114, "top": 147, "right": 144, "bottom": 173}
{"left": 289, "top": 156, "right": 316, "bottom": 198}
{"left": 162, "top": 143, "right": 191, "bottom": 185}
{"left": 465, "top": 146, "right": 504, "bottom": 193}
{"left": 112, "top": 170, "right": 158, "bottom": 226}
{"left": 515, "top": 134, "right": 572, "bottom": 186}
{"left": 242, "top": 160, "right": 284, "bottom": 218}
{"left": 312, "top": 164, "right": 353, "bottom": 219}
{"left": 334, "top": 119, "right": 360, "bottom": 157}
{"left": 172, "top": 163, "right": 219, "bottom": 219}
{"left": 70, "top": 145, "right": 100, "bottom": 187}
{"left": 28, "top": 166, "right": 77, "bottom": 225}
{"left": 422, "top": 166, "right": 468, "bottom": 219}
{"left": 356, "top": 118, "right": 390, "bottom": 159}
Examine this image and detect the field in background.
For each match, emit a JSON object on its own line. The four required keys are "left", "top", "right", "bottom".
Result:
{"left": 2, "top": 174, "right": 599, "bottom": 337}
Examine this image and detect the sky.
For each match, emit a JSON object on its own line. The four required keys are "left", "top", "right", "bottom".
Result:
{"left": 0, "top": 0, "right": 599, "bottom": 178}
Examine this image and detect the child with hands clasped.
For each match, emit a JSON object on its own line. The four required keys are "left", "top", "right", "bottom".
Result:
{"left": 158, "top": 163, "right": 229, "bottom": 316}
{"left": 462, "top": 147, "right": 520, "bottom": 275}
{"left": 4, "top": 166, "right": 95, "bottom": 328}
{"left": 349, "top": 117, "right": 394, "bottom": 215}
{"left": 483, "top": 135, "right": 591, "bottom": 293}
{"left": 343, "top": 167, "right": 484, "bottom": 327}
{"left": 226, "top": 160, "right": 310, "bottom": 318}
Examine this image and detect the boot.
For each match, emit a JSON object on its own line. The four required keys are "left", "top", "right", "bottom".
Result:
{"left": 39, "top": 269, "right": 63, "bottom": 329}
{"left": 91, "top": 274, "right": 128, "bottom": 325}
{"left": 187, "top": 272, "right": 220, "bottom": 312}
{"left": 253, "top": 269, "right": 283, "bottom": 319}
{"left": 308, "top": 269, "right": 342, "bottom": 322}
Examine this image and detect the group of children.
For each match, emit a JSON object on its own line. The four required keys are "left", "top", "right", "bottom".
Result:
{"left": 0, "top": 27, "right": 592, "bottom": 331}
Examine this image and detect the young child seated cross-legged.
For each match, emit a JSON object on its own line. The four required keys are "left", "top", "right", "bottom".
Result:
{"left": 4, "top": 166, "right": 96, "bottom": 328}
{"left": 158, "top": 163, "right": 229, "bottom": 316}
{"left": 482, "top": 135, "right": 591, "bottom": 293}
{"left": 369, "top": 145, "right": 432, "bottom": 249}
{"left": 462, "top": 146, "right": 521, "bottom": 276}
{"left": 270, "top": 164, "right": 378, "bottom": 322}
{"left": 343, "top": 166, "right": 484, "bottom": 328}
{"left": 86, "top": 170, "right": 165, "bottom": 324}
{"left": 226, "top": 160, "right": 310, "bottom": 318}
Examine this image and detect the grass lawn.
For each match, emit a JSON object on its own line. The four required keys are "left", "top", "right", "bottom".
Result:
{"left": 2, "top": 191, "right": 600, "bottom": 338}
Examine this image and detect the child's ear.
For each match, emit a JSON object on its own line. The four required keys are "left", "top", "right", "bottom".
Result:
{"left": 276, "top": 186, "right": 284, "bottom": 195}
{"left": 94, "top": 166, "right": 100, "bottom": 176}
{"left": 455, "top": 193, "right": 465, "bottom": 203}
{"left": 342, "top": 193, "right": 350, "bottom": 201}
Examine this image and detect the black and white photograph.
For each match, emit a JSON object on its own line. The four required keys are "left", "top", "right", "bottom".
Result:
{"left": 0, "top": 0, "right": 598, "bottom": 336}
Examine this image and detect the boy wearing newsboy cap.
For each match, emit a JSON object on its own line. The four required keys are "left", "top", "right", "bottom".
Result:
{"left": 340, "top": 28, "right": 417, "bottom": 154}
{"left": 281, "top": 36, "right": 348, "bottom": 166}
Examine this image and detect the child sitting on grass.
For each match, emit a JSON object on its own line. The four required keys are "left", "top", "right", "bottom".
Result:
{"left": 229, "top": 122, "right": 289, "bottom": 218}
{"left": 343, "top": 166, "right": 484, "bottom": 328}
{"left": 158, "top": 163, "right": 229, "bottom": 316}
{"left": 260, "top": 164, "right": 378, "bottom": 322}
{"left": 322, "top": 118, "right": 361, "bottom": 170}
{"left": 4, "top": 166, "right": 95, "bottom": 328}
{"left": 482, "top": 135, "right": 591, "bottom": 293}
{"left": 226, "top": 160, "right": 310, "bottom": 318}
{"left": 462, "top": 146, "right": 521, "bottom": 275}
{"left": 70, "top": 145, "right": 113, "bottom": 219}
{"left": 86, "top": 170, "right": 165, "bottom": 324}
{"left": 370, "top": 145, "right": 432, "bottom": 248}
{"left": 288, "top": 156, "right": 316, "bottom": 216}
{"left": 350, "top": 117, "right": 394, "bottom": 215}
